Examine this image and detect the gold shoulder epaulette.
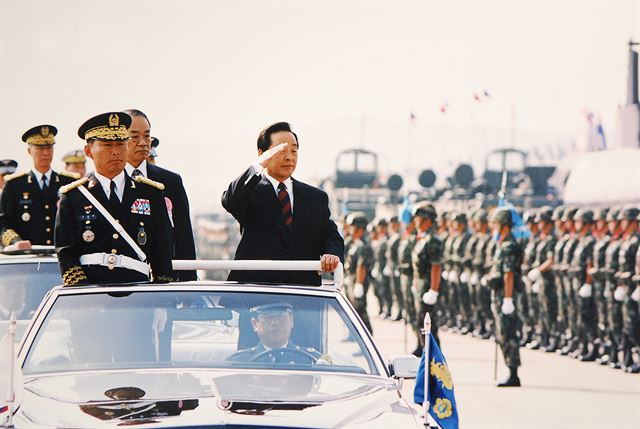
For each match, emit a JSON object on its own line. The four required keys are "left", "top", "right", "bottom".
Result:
{"left": 134, "top": 175, "right": 165, "bottom": 191}
{"left": 60, "top": 177, "right": 89, "bottom": 194}
{"left": 58, "top": 170, "right": 81, "bottom": 180}
{"left": 4, "top": 171, "right": 27, "bottom": 182}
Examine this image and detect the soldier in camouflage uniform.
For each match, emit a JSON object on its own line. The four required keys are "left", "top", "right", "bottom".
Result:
{"left": 521, "top": 211, "right": 539, "bottom": 348}
{"left": 369, "top": 222, "right": 385, "bottom": 316}
{"left": 527, "top": 207, "right": 559, "bottom": 352}
{"left": 385, "top": 216, "right": 404, "bottom": 321}
{"left": 589, "top": 208, "right": 612, "bottom": 362}
{"left": 615, "top": 207, "right": 640, "bottom": 373}
{"left": 568, "top": 209, "right": 597, "bottom": 361}
{"left": 482, "top": 216, "right": 499, "bottom": 338}
{"left": 398, "top": 219, "right": 418, "bottom": 328}
{"left": 442, "top": 213, "right": 459, "bottom": 330}
{"left": 469, "top": 209, "right": 492, "bottom": 339}
{"left": 344, "top": 212, "right": 374, "bottom": 334}
{"left": 449, "top": 212, "right": 473, "bottom": 334}
{"left": 410, "top": 202, "right": 444, "bottom": 354}
{"left": 558, "top": 207, "right": 580, "bottom": 356}
{"left": 487, "top": 207, "right": 523, "bottom": 387}
{"left": 601, "top": 208, "right": 624, "bottom": 368}
{"left": 373, "top": 218, "right": 393, "bottom": 318}
{"left": 342, "top": 214, "right": 354, "bottom": 302}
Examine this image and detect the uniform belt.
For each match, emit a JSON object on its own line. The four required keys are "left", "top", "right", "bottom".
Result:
{"left": 80, "top": 252, "right": 150, "bottom": 277}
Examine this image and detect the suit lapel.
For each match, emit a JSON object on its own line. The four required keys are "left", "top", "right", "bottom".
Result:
{"left": 121, "top": 174, "right": 138, "bottom": 224}
{"left": 291, "top": 179, "right": 309, "bottom": 240}
{"left": 257, "top": 176, "right": 289, "bottom": 243}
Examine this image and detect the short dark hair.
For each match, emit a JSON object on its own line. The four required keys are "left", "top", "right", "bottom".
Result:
{"left": 257, "top": 122, "right": 298, "bottom": 152}
{"left": 124, "top": 109, "right": 151, "bottom": 127}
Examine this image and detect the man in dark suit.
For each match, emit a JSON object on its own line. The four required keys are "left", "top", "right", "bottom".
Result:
{"left": 0, "top": 125, "right": 78, "bottom": 250}
{"left": 123, "top": 109, "right": 197, "bottom": 281}
{"left": 222, "top": 122, "right": 343, "bottom": 286}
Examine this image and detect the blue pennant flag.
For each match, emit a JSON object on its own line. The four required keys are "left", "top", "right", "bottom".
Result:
{"left": 414, "top": 335, "right": 459, "bottom": 429}
{"left": 497, "top": 195, "right": 530, "bottom": 241}
{"left": 400, "top": 195, "right": 412, "bottom": 225}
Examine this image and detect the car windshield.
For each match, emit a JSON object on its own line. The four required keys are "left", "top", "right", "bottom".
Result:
{"left": 22, "top": 290, "right": 378, "bottom": 376}
{"left": 0, "top": 261, "right": 62, "bottom": 342}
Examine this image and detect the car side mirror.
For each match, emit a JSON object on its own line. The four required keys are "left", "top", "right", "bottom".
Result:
{"left": 389, "top": 355, "right": 420, "bottom": 379}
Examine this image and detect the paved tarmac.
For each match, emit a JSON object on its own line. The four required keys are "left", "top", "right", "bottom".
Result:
{"left": 369, "top": 312, "right": 640, "bottom": 429}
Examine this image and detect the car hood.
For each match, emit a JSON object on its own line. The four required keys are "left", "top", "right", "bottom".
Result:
{"left": 14, "top": 369, "right": 421, "bottom": 428}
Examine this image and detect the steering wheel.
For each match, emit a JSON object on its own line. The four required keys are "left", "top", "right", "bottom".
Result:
{"left": 250, "top": 347, "right": 318, "bottom": 364}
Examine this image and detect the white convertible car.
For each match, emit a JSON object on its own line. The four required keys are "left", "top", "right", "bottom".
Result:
{"left": 2, "top": 261, "right": 426, "bottom": 428}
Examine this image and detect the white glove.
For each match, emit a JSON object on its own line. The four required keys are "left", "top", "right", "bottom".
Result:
{"left": 257, "top": 142, "right": 288, "bottom": 167}
{"left": 353, "top": 283, "right": 365, "bottom": 299}
{"left": 411, "top": 281, "right": 419, "bottom": 295}
{"left": 383, "top": 266, "right": 392, "bottom": 277}
{"left": 460, "top": 271, "right": 469, "bottom": 284}
{"left": 441, "top": 271, "right": 449, "bottom": 281}
{"left": 469, "top": 272, "right": 479, "bottom": 286}
{"left": 531, "top": 280, "right": 541, "bottom": 294}
{"left": 614, "top": 286, "right": 626, "bottom": 302}
{"left": 481, "top": 275, "right": 488, "bottom": 287}
{"left": 604, "top": 286, "right": 612, "bottom": 299}
{"left": 423, "top": 289, "right": 439, "bottom": 305}
{"left": 449, "top": 272, "right": 459, "bottom": 284}
{"left": 527, "top": 268, "right": 542, "bottom": 282}
{"left": 631, "top": 287, "right": 640, "bottom": 302}
{"left": 394, "top": 269, "right": 400, "bottom": 277}
{"left": 578, "top": 283, "right": 593, "bottom": 298}
{"left": 371, "top": 267, "right": 379, "bottom": 278}
{"left": 522, "top": 277, "right": 531, "bottom": 289}
{"left": 501, "top": 297, "right": 515, "bottom": 315}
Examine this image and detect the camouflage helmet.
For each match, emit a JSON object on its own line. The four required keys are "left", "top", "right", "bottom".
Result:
{"left": 561, "top": 207, "right": 578, "bottom": 222}
{"left": 552, "top": 205, "right": 565, "bottom": 221}
{"left": 388, "top": 215, "right": 399, "bottom": 224}
{"left": 412, "top": 202, "right": 437, "bottom": 220}
{"left": 536, "top": 206, "right": 554, "bottom": 224}
{"left": 493, "top": 208, "right": 513, "bottom": 227}
{"left": 618, "top": 206, "right": 640, "bottom": 221}
{"left": 473, "top": 209, "right": 489, "bottom": 223}
{"left": 574, "top": 208, "right": 594, "bottom": 224}
{"left": 440, "top": 210, "right": 449, "bottom": 221}
{"left": 606, "top": 206, "right": 621, "bottom": 222}
{"left": 346, "top": 211, "right": 368, "bottom": 228}
{"left": 376, "top": 217, "right": 388, "bottom": 228}
{"left": 522, "top": 210, "right": 536, "bottom": 224}
{"left": 453, "top": 212, "right": 467, "bottom": 224}
{"left": 595, "top": 207, "right": 609, "bottom": 221}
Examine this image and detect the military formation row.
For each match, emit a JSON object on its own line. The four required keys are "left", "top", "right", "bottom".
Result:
{"left": 339, "top": 203, "right": 640, "bottom": 386}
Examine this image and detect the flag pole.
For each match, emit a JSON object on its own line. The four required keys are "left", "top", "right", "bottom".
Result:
{"left": 7, "top": 312, "right": 16, "bottom": 428}
{"left": 422, "top": 311, "right": 431, "bottom": 427}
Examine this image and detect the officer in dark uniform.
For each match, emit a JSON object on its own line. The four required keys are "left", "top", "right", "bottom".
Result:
{"left": 55, "top": 112, "right": 175, "bottom": 285}
{"left": 487, "top": 207, "right": 523, "bottom": 387}
{"left": 227, "top": 303, "right": 323, "bottom": 364}
{"left": 62, "top": 149, "right": 88, "bottom": 178}
{"left": 410, "top": 202, "right": 444, "bottom": 354}
{"left": 0, "top": 125, "right": 79, "bottom": 250}
{"left": 0, "top": 159, "right": 18, "bottom": 199}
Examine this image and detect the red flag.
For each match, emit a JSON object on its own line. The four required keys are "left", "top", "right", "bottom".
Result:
{"left": 473, "top": 93, "right": 481, "bottom": 101}
{"left": 439, "top": 102, "right": 448, "bottom": 113}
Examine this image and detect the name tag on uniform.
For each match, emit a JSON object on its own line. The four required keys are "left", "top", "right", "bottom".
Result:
{"left": 131, "top": 199, "right": 151, "bottom": 215}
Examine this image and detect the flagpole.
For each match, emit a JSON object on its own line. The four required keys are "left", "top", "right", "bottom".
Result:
{"left": 7, "top": 312, "right": 16, "bottom": 428}
{"left": 422, "top": 311, "right": 431, "bottom": 427}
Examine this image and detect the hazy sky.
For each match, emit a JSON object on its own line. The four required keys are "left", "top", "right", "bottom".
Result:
{"left": 1, "top": 0, "right": 638, "bottom": 211}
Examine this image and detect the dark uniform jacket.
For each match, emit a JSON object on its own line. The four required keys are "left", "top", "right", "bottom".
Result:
{"left": 147, "top": 163, "right": 197, "bottom": 281}
{"left": 54, "top": 174, "right": 175, "bottom": 285}
{"left": 0, "top": 170, "right": 77, "bottom": 246}
{"left": 222, "top": 166, "right": 344, "bottom": 286}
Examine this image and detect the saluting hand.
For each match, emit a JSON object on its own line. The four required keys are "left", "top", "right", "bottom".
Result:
{"left": 258, "top": 142, "right": 288, "bottom": 168}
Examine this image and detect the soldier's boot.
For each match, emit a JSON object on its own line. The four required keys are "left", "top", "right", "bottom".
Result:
{"left": 570, "top": 341, "right": 586, "bottom": 359}
{"left": 608, "top": 346, "right": 621, "bottom": 369}
{"left": 497, "top": 367, "right": 521, "bottom": 387}
{"left": 519, "top": 327, "right": 533, "bottom": 347}
{"left": 578, "top": 343, "right": 598, "bottom": 362}
{"left": 526, "top": 339, "right": 541, "bottom": 350}
{"left": 560, "top": 337, "right": 579, "bottom": 356}
{"left": 542, "top": 335, "right": 558, "bottom": 353}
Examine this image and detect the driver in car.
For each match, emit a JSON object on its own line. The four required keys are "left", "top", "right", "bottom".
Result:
{"left": 228, "top": 303, "right": 327, "bottom": 364}
{"left": 0, "top": 283, "right": 27, "bottom": 319}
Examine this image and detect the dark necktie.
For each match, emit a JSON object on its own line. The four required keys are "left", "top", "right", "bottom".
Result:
{"left": 41, "top": 175, "right": 48, "bottom": 192}
{"left": 132, "top": 168, "right": 142, "bottom": 178}
{"left": 277, "top": 182, "right": 293, "bottom": 230}
{"left": 109, "top": 180, "right": 119, "bottom": 206}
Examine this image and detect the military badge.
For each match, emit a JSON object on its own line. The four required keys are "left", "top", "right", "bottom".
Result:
{"left": 82, "top": 230, "right": 95, "bottom": 243}
{"left": 22, "top": 192, "right": 29, "bottom": 200}
{"left": 21, "top": 212, "right": 30, "bottom": 222}
{"left": 131, "top": 198, "right": 151, "bottom": 215}
{"left": 137, "top": 228, "right": 147, "bottom": 245}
